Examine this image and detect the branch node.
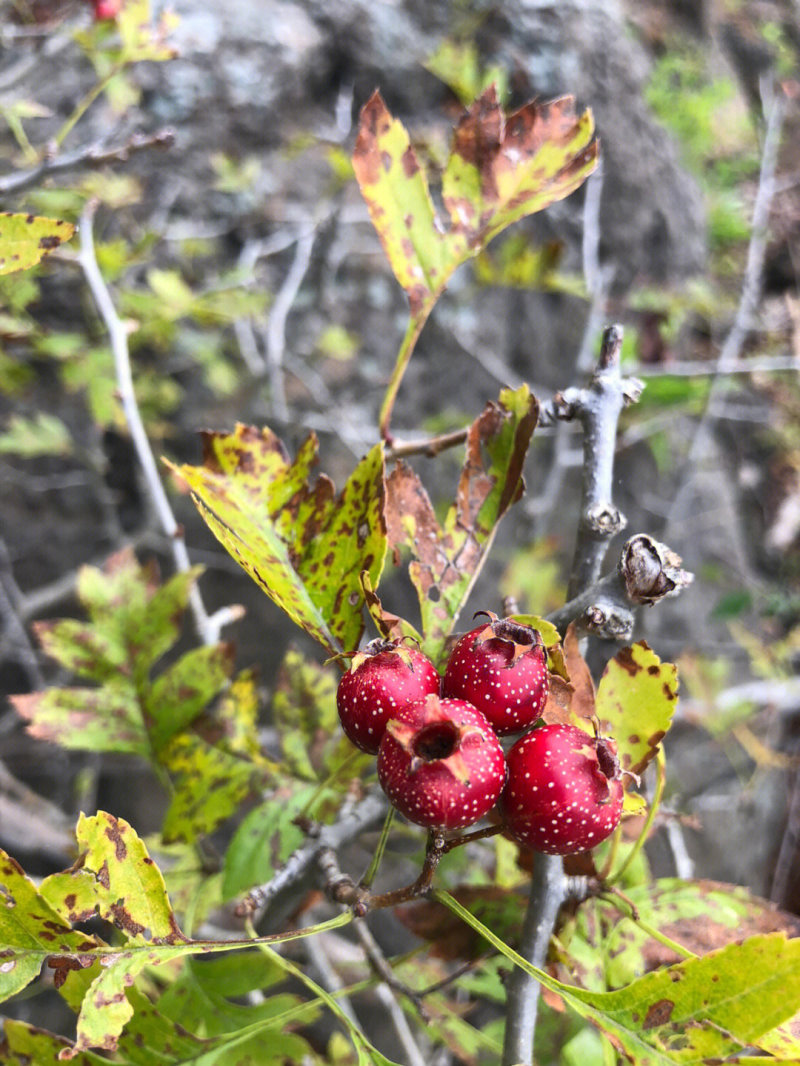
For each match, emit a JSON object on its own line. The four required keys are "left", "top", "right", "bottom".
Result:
{"left": 580, "top": 602, "right": 634, "bottom": 641}
{"left": 584, "top": 502, "right": 627, "bottom": 537}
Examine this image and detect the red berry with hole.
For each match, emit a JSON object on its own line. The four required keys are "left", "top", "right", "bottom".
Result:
{"left": 336, "top": 639, "right": 440, "bottom": 755}
{"left": 377, "top": 694, "right": 507, "bottom": 830}
{"left": 499, "top": 723, "right": 624, "bottom": 855}
{"left": 442, "top": 612, "right": 549, "bottom": 736}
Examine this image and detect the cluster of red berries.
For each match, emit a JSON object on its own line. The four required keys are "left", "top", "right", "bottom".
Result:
{"left": 336, "top": 613, "right": 625, "bottom": 856}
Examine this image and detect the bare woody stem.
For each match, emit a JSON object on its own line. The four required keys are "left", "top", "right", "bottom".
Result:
{"left": 502, "top": 324, "right": 640, "bottom": 1066}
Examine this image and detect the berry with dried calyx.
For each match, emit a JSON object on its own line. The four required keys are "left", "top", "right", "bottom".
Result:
{"left": 499, "top": 723, "right": 624, "bottom": 855}
{"left": 442, "top": 612, "right": 549, "bottom": 736}
{"left": 377, "top": 694, "right": 507, "bottom": 830}
{"left": 336, "top": 639, "right": 440, "bottom": 755}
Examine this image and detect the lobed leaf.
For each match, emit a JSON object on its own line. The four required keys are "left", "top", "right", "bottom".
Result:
{"left": 443, "top": 88, "right": 598, "bottom": 249}
{"left": 11, "top": 684, "right": 150, "bottom": 756}
{"left": 596, "top": 641, "right": 679, "bottom": 776}
{"left": 160, "top": 732, "right": 265, "bottom": 843}
{"left": 0, "top": 851, "right": 102, "bottom": 1005}
{"left": 272, "top": 647, "right": 352, "bottom": 781}
{"left": 558, "top": 877, "right": 800, "bottom": 995}
{"left": 437, "top": 890, "right": 800, "bottom": 1066}
{"left": 385, "top": 385, "right": 537, "bottom": 662}
{"left": 352, "top": 91, "right": 461, "bottom": 315}
{"left": 146, "top": 641, "right": 236, "bottom": 751}
{"left": 169, "top": 426, "right": 387, "bottom": 655}
{"left": 352, "top": 89, "right": 596, "bottom": 316}
{"left": 0, "top": 212, "right": 75, "bottom": 275}
{"left": 32, "top": 618, "right": 129, "bottom": 684}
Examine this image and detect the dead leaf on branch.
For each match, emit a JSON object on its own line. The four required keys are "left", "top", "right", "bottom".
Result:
{"left": 384, "top": 385, "right": 538, "bottom": 662}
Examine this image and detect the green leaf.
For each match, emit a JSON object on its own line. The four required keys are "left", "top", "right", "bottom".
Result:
{"left": 559, "top": 877, "right": 800, "bottom": 995}
{"left": 435, "top": 889, "right": 800, "bottom": 1065}
{"left": 272, "top": 648, "right": 342, "bottom": 780}
{"left": 0, "top": 851, "right": 102, "bottom": 1005}
{"left": 0, "top": 212, "right": 75, "bottom": 275}
{"left": 222, "top": 782, "right": 319, "bottom": 900}
{"left": 10, "top": 683, "right": 150, "bottom": 756}
{"left": 0, "top": 412, "right": 72, "bottom": 457}
{"left": 146, "top": 642, "right": 235, "bottom": 751}
{"left": 386, "top": 385, "right": 538, "bottom": 661}
{"left": 595, "top": 642, "right": 679, "bottom": 776}
{"left": 33, "top": 618, "right": 129, "bottom": 683}
{"left": 214, "top": 667, "right": 269, "bottom": 762}
{"left": 160, "top": 732, "right": 264, "bottom": 844}
{"left": 169, "top": 427, "right": 387, "bottom": 655}
{"left": 1, "top": 1021, "right": 108, "bottom": 1065}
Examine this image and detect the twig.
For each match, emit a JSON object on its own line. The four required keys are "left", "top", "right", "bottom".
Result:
{"left": 78, "top": 201, "right": 239, "bottom": 646}
{"left": 631, "top": 354, "right": 800, "bottom": 379}
{"left": 0, "top": 129, "right": 175, "bottom": 197}
{"left": 386, "top": 428, "right": 469, "bottom": 461}
{"left": 238, "top": 791, "right": 387, "bottom": 921}
{"left": 263, "top": 225, "right": 316, "bottom": 423}
{"left": 664, "top": 78, "right": 786, "bottom": 540}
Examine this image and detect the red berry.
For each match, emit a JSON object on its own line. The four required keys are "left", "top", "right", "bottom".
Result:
{"left": 92, "top": 0, "right": 120, "bottom": 18}
{"left": 377, "top": 694, "right": 507, "bottom": 830}
{"left": 442, "top": 612, "right": 549, "bottom": 736}
{"left": 499, "top": 723, "right": 624, "bottom": 855}
{"left": 336, "top": 639, "right": 440, "bottom": 755}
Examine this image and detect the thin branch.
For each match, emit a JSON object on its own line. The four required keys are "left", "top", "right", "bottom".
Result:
{"left": 664, "top": 79, "right": 786, "bottom": 539}
{"left": 0, "top": 129, "right": 175, "bottom": 197}
{"left": 263, "top": 225, "right": 316, "bottom": 423}
{"left": 78, "top": 201, "right": 239, "bottom": 646}
{"left": 353, "top": 921, "right": 431, "bottom": 1065}
{"left": 238, "top": 791, "right": 388, "bottom": 922}
{"left": 386, "top": 427, "right": 469, "bottom": 461}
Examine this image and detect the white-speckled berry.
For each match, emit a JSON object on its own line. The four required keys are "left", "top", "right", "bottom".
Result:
{"left": 499, "top": 723, "right": 624, "bottom": 855}
{"left": 377, "top": 694, "right": 507, "bottom": 830}
{"left": 442, "top": 614, "right": 549, "bottom": 737}
{"left": 337, "top": 640, "right": 441, "bottom": 755}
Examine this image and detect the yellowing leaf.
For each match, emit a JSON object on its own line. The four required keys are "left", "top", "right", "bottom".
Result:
{"left": 169, "top": 426, "right": 387, "bottom": 655}
{"left": 0, "top": 212, "right": 74, "bottom": 275}
{"left": 595, "top": 642, "right": 679, "bottom": 776}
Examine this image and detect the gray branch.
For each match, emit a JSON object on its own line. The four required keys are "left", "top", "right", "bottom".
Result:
{"left": 502, "top": 324, "right": 690, "bottom": 1066}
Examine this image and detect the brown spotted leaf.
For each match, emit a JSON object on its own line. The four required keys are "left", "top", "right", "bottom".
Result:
{"left": 41, "top": 812, "right": 183, "bottom": 944}
{"left": 595, "top": 641, "right": 678, "bottom": 776}
{"left": 352, "top": 91, "right": 461, "bottom": 316}
{"left": 0, "top": 212, "right": 75, "bottom": 275}
{"left": 0, "top": 850, "right": 102, "bottom": 1005}
{"left": 353, "top": 89, "right": 596, "bottom": 315}
{"left": 386, "top": 385, "right": 537, "bottom": 662}
{"left": 168, "top": 426, "right": 387, "bottom": 655}
{"left": 442, "top": 87, "right": 598, "bottom": 249}
{"left": 541, "top": 623, "right": 595, "bottom": 728}
{"left": 435, "top": 890, "right": 800, "bottom": 1065}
